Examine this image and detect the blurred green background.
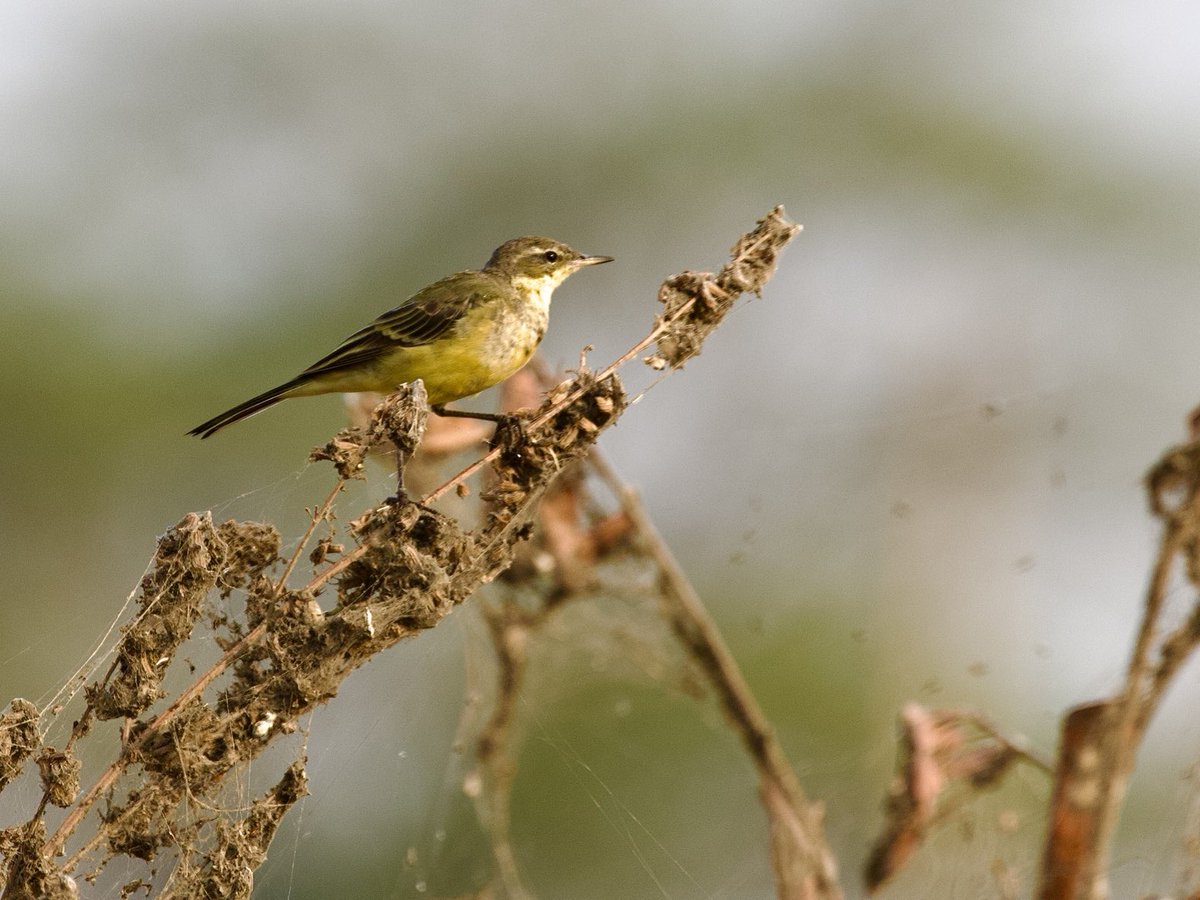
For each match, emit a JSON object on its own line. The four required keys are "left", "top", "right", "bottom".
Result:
{"left": 3, "top": 0, "right": 1200, "bottom": 897}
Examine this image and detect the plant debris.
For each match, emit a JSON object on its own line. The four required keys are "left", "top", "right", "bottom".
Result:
{"left": 865, "top": 705, "right": 1026, "bottom": 892}
{"left": 5, "top": 207, "right": 807, "bottom": 898}
{"left": 86, "top": 515, "right": 280, "bottom": 721}
{"left": 338, "top": 502, "right": 473, "bottom": 628}
{"left": 0, "top": 699, "right": 40, "bottom": 792}
{"left": 648, "top": 206, "right": 801, "bottom": 369}
{"left": 36, "top": 747, "right": 81, "bottom": 809}
{"left": 0, "top": 821, "right": 77, "bottom": 899}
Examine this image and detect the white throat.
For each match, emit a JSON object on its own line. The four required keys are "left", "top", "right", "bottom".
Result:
{"left": 511, "top": 271, "right": 568, "bottom": 316}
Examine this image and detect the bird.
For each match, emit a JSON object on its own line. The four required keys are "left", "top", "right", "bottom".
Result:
{"left": 189, "top": 237, "right": 612, "bottom": 439}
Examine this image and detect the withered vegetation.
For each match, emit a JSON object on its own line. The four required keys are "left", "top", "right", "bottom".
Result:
{"left": 0, "top": 701, "right": 39, "bottom": 794}
{"left": 862, "top": 405, "right": 1200, "bottom": 897}
{"left": 7, "top": 205, "right": 1200, "bottom": 899}
{"left": 2, "top": 208, "right": 831, "bottom": 899}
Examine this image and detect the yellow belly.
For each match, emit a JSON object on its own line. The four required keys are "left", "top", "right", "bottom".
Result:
{"left": 370, "top": 338, "right": 536, "bottom": 406}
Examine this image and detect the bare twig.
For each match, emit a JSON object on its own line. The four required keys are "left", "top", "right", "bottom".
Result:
{"left": 1037, "top": 434, "right": 1200, "bottom": 899}
{"left": 587, "top": 452, "right": 841, "bottom": 900}
{"left": 474, "top": 601, "right": 535, "bottom": 900}
{"left": 274, "top": 480, "right": 346, "bottom": 595}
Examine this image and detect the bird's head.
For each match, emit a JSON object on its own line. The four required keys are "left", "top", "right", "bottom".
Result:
{"left": 484, "top": 236, "right": 612, "bottom": 290}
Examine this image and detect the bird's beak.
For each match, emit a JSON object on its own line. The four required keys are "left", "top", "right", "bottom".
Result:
{"left": 576, "top": 254, "right": 614, "bottom": 267}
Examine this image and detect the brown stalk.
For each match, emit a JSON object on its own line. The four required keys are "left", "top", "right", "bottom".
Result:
{"left": 1038, "top": 436, "right": 1200, "bottom": 898}
{"left": 587, "top": 452, "right": 841, "bottom": 900}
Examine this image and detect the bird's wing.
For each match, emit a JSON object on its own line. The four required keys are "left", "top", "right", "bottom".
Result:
{"left": 298, "top": 272, "right": 491, "bottom": 377}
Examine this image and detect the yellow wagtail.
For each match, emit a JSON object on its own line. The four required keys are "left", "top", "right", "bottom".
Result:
{"left": 190, "top": 237, "right": 612, "bottom": 438}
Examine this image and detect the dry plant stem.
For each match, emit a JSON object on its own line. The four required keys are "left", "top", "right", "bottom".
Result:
{"left": 1038, "top": 442, "right": 1200, "bottom": 899}
{"left": 587, "top": 453, "right": 841, "bottom": 900}
{"left": 275, "top": 480, "right": 346, "bottom": 594}
{"left": 1131, "top": 525, "right": 1191, "bottom": 730}
{"left": 45, "top": 479, "right": 347, "bottom": 862}
{"left": 25, "top": 668, "right": 110, "bottom": 830}
{"left": 1123, "top": 518, "right": 1182, "bottom": 725}
{"left": 1039, "top": 702, "right": 1112, "bottom": 900}
{"left": 31, "top": 207, "right": 801, "bottom": 887}
{"left": 1066, "top": 513, "right": 1186, "bottom": 896}
{"left": 476, "top": 602, "right": 534, "bottom": 900}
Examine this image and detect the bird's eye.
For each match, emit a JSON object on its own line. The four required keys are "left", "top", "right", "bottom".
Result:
{"left": 543, "top": 250, "right": 559, "bottom": 263}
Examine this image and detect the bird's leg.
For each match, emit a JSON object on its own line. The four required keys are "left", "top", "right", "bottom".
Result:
{"left": 387, "top": 452, "right": 438, "bottom": 515}
{"left": 393, "top": 442, "right": 412, "bottom": 503}
{"left": 430, "top": 404, "right": 508, "bottom": 424}
{"left": 431, "top": 405, "right": 528, "bottom": 452}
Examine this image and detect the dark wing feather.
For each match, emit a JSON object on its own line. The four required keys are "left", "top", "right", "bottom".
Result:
{"left": 298, "top": 271, "right": 490, "bottom": 378}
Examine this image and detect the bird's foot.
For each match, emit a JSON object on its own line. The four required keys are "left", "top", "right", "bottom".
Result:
{"left": 488, "top": 413, "right": 531, "bottom": 453}
{"left": 384, "top": 489, "right": 438, "bottom": 517}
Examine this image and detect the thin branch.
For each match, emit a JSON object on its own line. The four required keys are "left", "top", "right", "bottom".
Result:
{"left": 1038, "top": 434, "right": 1200, "bottom": 899}
{"left": 274, "top": 480, "right": 346, "bottom": 596}
{"left": 587, "top": 452, "right": 841, "bottom": 900}
{"left": 474, "top": 601, "right": 535, "bottom": 900}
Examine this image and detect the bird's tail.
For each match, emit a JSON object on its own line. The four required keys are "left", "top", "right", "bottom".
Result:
{"left": 188, "top": 380, "right": 301, "bottom": 439}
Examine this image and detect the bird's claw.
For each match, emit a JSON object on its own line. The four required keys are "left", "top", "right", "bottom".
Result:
{"left": 489, "top": 414, "right": 530, "bottom": 453}
{"left": 385, "top": 490, "right": 438, "bottom": 517}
